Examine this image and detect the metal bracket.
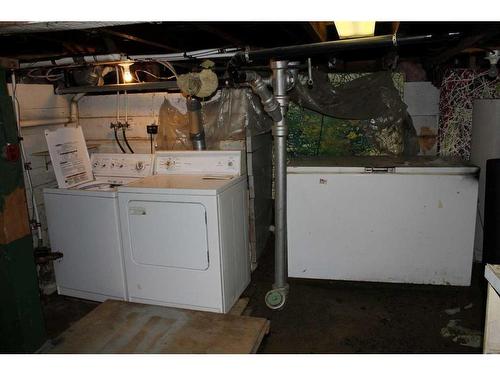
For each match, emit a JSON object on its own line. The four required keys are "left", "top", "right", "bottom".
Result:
{"left": 30, "top": 220, "right": 42, "bottom": 230}
{"left": 307, "top": 57, "right": 314, "bottom": 86}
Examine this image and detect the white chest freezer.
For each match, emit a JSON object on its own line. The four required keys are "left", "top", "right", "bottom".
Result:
{"left": 287, "top": 157, "right": 479, "bottom": 286}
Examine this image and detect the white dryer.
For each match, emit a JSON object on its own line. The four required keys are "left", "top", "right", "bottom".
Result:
{"left": 117, "top": 151, "right": 250, "bottom": 313}
{"left": 44, "top": 127, "right": 154, "bottom": 302}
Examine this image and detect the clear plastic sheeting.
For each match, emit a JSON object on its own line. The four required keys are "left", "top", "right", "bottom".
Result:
{"left": 157, "top": 88, "right": 272, "bottom": 150}
{"left": 289, "top": 70, "right": 418, "bottom": 156}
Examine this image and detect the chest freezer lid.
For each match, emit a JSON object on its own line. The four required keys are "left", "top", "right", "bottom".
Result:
{"left": 287, "top": 156, "right": 479, "bottom": 175}
{"left": 45, "top": 126, "right": 94, "bottom": 188}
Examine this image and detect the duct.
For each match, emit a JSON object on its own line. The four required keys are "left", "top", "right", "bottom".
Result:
{"left": 187, "top": 97, "right": 206, "bottom": 150}
{"left": 177, "top": 69, "right": 219, "bottom": 98}
{"left": 241, "top": 71, "right": 282, "bottom": 123}
{"left": 157, "top": 89, "right": 271, "bottom": 151}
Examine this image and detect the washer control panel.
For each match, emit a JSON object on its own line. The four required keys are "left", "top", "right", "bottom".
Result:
{"left": 91, "top": 153, "right": 154, "bottom": 178}
{"left": 155, "top": 151, "right": 244, "bottom": 176}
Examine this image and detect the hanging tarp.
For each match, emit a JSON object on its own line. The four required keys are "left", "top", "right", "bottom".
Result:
{"left": 287, "top": 71, "right": 418, "bottom": 157}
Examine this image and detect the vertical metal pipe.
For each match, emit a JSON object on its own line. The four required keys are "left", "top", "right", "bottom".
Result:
{"left": 187, "top": 96, "right": 206, "bottom": 150}
{"left": 11, "top": 72, "right": 43, "bottom": 247}
{"left": 272, "top": 60, "right": 289, "bottom": 291}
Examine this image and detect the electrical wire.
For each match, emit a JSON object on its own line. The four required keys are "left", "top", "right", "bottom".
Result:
{"left": 134, "top": 69, "right": 175, "bottom": 82}
{"left": 27, "top": 67, "right": 64, "bottom": 81}
{"left": 156, "top": 60, "right": 178, "bottom": 79}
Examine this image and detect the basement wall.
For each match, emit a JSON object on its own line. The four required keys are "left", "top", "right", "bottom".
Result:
{"left": 10, "top": 80, "right": 439, "bottom": 264}
{"left": 10, "top": 84, "right": 181, "bottom": 247}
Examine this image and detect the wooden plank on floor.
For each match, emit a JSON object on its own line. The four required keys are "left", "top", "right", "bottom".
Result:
{"left": 44, "top": 300, "right": 269, "bottom": 354}
{"left": 228, "top": 298, "right": 249, "bottom": 316}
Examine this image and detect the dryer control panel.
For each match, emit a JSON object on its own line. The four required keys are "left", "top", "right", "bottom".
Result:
{"left": 154, "top": 151, "right": 245, "bottom": 176}
{"left": 91, "top": 154, "right": 154, "bottom": 178}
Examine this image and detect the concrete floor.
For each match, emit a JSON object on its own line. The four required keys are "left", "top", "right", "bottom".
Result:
{"left": 42, "top": 240, "right": 487, "bottom": 353}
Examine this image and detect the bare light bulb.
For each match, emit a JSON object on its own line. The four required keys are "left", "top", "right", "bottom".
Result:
{"left": 120, "top": 62, "right": 134, "bottom": 83}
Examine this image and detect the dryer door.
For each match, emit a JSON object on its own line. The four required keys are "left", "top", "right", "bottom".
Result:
{"left": 128, "top": 200, "right": 209, "bottom": 270}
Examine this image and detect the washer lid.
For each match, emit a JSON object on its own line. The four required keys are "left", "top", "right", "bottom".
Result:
{"left": 45, "top": 126, "right": 93, "bottom": 188}
{"left": 118, "top": 174, "right": 245, "bottom": 195}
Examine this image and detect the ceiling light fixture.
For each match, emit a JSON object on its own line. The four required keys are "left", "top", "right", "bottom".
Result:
{"left": 334, "top": 21, "right": 376, "bottom": 39}
{"left": 119, "top": 61, "right": 134, "bottom": 83}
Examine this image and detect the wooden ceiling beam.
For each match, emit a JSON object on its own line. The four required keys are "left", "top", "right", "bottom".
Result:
{"left": 307, "top": 22, "right": 329, "bottom": 42}
{"left": 100, "top": 29, "right": 179, "bottom": 52}
{"left": 392, "top": 22, "right": 400, "bottom": 34}
{"left": 0, "top": 57, "right": 18, "bottom": 69}
{"left": 195, "top": 24, "right": 245, "bottom": 47}
{"left": 427, "top": 31, "right": 500, "bottom": 66}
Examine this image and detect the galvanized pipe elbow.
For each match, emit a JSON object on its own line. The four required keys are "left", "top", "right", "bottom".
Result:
{"left": 245, "top": 71, "right": 283, "bottom": 123}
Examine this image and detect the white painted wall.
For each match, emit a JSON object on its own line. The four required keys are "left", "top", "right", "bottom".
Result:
{"left": 78, "top": 91, "right": 187, "bottom": 153}
{"left": 10, "top": 84, "right": 181, "bottom": 246}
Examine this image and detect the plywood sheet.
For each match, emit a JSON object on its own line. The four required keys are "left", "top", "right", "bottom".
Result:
{"left": 45, "top": 300, "right": 269, "bottom": 354}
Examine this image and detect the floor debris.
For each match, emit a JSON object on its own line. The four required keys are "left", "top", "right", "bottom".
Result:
{"left": 440, "top": 319, "right": 482, "bottom": 348}
{"left": 464, "top": 303, "right": 474, "bottom": 310}
{"left": 445, "top": 307, "right": 461, "bottom": 315}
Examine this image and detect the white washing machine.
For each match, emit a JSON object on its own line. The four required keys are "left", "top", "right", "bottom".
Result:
{"left": 117, "top": 151, "right": 250, "bottom": 313}
{"left": 44, "top": 127, "right": 154, "bottom": 302}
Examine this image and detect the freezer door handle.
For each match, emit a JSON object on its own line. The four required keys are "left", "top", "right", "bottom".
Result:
{"left": 364, "top": 167, "right": 395, "bottom": 174}
{"left": 129, "top": 207, "right": 147, "bottom": 215}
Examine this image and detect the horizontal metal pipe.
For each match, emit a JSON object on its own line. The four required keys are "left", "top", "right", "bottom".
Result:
{"left": 19, "top": 118, "right": 70, "bottom": 127}
{"left": 232, "top": 32, "right": 461, "bottom": 63}
{"left": 55, "top": 81, "right": 179, "bottom": 95}
{"left": 19, "top": 54, "right": 124, "bottom": 69}
{"left": 131, "top": 48, "right": 241, "bottom": 62}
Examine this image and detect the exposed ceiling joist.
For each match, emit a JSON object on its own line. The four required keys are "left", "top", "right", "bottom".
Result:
{"left": 427, "top": 31, "right": 500, "bottom": 65}
{"left": 195, "top": 24, "right": 246, "bottom": 47}
{"left": 0, "top": 57, "right": 18, "bottom": 69}
{"left": 100, "top": 29, "right": 179, "bottom": 52}
{"left": 392, "top": 22, "right": 400, "bottom": 34}
{"left": 0, "top": 22, "right": 139, "bottom": 35}
{"left": 307, "top": 22, "right": 329, "bottom": 42}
